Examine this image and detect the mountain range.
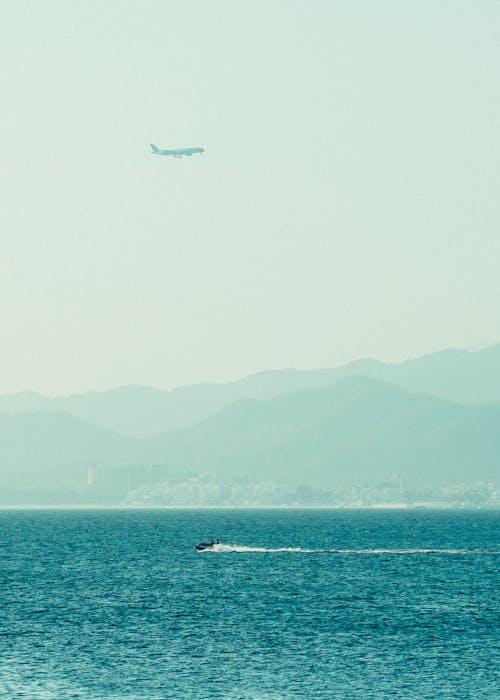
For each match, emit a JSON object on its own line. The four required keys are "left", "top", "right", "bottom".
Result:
{"left": 0, "top": 343, "right": 499, "bottom": 499}
{"left": 1, "top": 343, "right": 500, "bottom": 438}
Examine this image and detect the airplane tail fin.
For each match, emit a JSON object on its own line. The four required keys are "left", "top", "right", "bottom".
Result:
{"left": 150, "top": 143, "right": 159, "bottom": 153}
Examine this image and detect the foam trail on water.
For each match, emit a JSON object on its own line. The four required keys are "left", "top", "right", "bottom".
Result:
{"left": 327, "top": 548, "right": 492, "bottom": 554}
{"left": 199, "top": 544, "right": 496, "bottom": 555}
{"left": 208, "top": 544, "right": 316, "bottom": 553}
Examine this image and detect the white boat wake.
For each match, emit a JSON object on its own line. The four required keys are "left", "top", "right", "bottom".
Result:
{"left": 198, "top": 544, "right": 496, "bottom": 555}
{"left": 213, "top": 544, "right": 314, "bottom": 553}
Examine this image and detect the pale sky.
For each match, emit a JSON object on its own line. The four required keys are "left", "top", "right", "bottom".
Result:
{"left": 1, "top": 1, "right": 499, "bottom": 395}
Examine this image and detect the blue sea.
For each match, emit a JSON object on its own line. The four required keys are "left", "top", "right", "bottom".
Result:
{"left": 0, "top": 508, "right": 498, "bottom": 699}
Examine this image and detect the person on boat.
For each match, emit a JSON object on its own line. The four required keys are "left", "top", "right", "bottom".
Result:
{"left": 215, "top": 538, "right": 220, "bottom": 544}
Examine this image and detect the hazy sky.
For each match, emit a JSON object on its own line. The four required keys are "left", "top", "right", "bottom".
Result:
{"left": 1, "top": 1, "right": 499, "bottom": 395}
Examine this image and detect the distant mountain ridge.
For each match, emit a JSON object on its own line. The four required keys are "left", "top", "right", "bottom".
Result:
{"left": 0, "top": 410, "right": 148, "bottom": 488}
{"left": 1, "top": 343, "right": 499, "bottom": 503}
{"left": 158, "top": 375, "right": 500, "bottom": 487}
{"left": 0, "top": 343, "right": 499, "bottom": 438}
{"left": 0, "top": 376, "right": 498, "bottom": 497}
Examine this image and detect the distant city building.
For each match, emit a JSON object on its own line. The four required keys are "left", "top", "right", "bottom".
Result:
{"left": 85, "top": 465, "right": 499, "bottom": 508}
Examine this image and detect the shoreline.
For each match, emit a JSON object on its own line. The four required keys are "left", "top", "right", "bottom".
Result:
{"left": 0, "top": 503, "right": 498, "bottom": 511}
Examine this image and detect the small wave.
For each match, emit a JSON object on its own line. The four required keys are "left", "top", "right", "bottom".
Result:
{"left": 200, "top": 544, "right": 497, "bottom": 555}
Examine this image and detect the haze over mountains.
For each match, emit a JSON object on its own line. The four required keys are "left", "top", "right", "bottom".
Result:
{"left": 0, "top": 343, "right": 499, "bottom": 501}
{"left": 159, "top": 376, "right": 499, "bottom": 486}
{"left": 2, "top": 343, "right": 500, "bottom": 438}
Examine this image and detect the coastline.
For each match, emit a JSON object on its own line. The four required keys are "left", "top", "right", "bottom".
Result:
{"left": 0, "top": 503, "right": 498, "bottom": 510}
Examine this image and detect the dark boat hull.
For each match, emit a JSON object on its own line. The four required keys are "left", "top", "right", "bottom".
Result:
{"left": 195, "top": 541, "right": 218, "bottom": 551}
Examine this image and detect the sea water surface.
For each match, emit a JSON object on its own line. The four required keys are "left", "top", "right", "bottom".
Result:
{"left": 0, "top": 508, "right": 498, "bottom": 699}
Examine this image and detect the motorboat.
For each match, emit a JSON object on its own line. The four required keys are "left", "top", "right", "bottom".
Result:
{"left": 195, "top": 538, "right": 220, "bottom": 551}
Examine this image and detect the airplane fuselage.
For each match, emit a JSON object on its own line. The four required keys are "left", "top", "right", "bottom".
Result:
{"left": 150, "top": 144, "right": 204, "bottom": 157}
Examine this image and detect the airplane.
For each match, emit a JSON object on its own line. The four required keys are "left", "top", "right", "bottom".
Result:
{"left": 150, "top": 144, "right": 204, "bottom": 158}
